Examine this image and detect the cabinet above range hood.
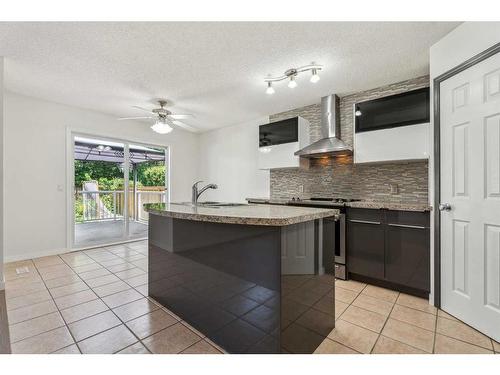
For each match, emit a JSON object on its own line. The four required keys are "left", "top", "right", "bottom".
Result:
{"left": 294, "top": 94, "right": 352, "bottom": 158}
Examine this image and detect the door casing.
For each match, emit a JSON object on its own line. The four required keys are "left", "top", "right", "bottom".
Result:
{"left": 433, "top": 42, "right": 500, "bottom": 308}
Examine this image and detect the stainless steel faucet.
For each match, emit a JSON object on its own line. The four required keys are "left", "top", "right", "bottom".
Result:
{"left": 192, "top": 181, "right": 218, "bottom": 205}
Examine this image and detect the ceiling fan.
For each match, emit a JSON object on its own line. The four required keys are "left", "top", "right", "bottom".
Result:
{"left": 118, "top": 100, "right": 197, "bottom": 134}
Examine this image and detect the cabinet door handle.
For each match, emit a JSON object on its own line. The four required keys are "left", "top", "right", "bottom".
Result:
{"left": 349, "top": 219, "right": 381, "bottom": 225}
{"left": 388, "top": 223, "right": 427, "bottom": 229}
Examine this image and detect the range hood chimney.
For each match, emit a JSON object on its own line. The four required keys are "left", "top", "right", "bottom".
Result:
{"left": 294, "top": 94, "right": 352, "bottom": 158}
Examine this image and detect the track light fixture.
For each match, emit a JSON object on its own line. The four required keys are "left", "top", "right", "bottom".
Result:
{"left": 264, "top": 63, "right": 322, "bottom": 94}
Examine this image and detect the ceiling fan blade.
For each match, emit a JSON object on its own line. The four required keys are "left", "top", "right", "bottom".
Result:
{"left": 168, "top": 114, "right": 195, "bottom": 119}
{"left": 132, "top": 105, "right": 154, "bottom": 113}
{"left": 170, "top": 120, "right": 198, "bottom": 133}
{"left": 117, "top": 116, "right": 153, "bottom": 120}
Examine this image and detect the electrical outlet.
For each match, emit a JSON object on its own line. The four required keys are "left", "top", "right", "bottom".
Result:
{"left": 390, "top": 184, "right": 399, "bottom": 195}
{"left": 16, "top": 266, "right": 30, "bottom": 275}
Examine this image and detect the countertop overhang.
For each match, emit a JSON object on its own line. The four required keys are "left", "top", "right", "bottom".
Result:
{"left": 143, "top": 203, "right": 339, "bottom": 226}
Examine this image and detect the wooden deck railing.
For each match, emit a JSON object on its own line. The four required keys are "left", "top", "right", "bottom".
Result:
{"left": 75, "top": 189, "right": 166, "bottom": 223}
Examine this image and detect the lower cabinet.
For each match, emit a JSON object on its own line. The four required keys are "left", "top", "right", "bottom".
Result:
{"left": 347, "top": 210, "right": 385, "bottom": 280}
{"left": 347, "top": 208, "right": 430, "bottom": 296}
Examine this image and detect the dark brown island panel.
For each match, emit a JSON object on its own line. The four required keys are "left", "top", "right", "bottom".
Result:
{"left": 144, "top": 203, "right": 338, "bottom": 354}
{"left": 347, "top": 207, "right": 430, "bottom": 298}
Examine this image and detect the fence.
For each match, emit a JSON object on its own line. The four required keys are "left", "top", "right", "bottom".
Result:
{"left": 75, "top": 188, "right": 166, "bottom": 223}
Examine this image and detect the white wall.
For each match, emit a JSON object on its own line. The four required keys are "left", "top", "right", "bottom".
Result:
{"left": 428, "top": 21, "right": 500, "bottom": 304}
{"left": 0, "top": 58, "right": 4, "bottom": 289}
{"left": 430, "top": 22, "right": 500, "bottom": 78}
{"left": 4, "top": 91, "right": 199, "bottom": 262}
{"left": 198, "top": 117, "right": 270, "bottom": 203}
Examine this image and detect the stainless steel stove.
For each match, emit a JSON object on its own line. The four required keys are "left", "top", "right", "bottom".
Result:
{"left": 287, "top": 197, "right": 361, "bottom": 280}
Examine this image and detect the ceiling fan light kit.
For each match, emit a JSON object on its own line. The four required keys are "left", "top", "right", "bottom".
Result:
{"left": 264, "top": 63, "right": 322, "bottom": 94}
{"left": 151, "top": 119, "right": 173, "bottom": 134}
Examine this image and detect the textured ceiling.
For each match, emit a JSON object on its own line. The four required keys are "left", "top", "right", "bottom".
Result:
{"left": 0, "top": 22, "right": 460, "bottom": 131}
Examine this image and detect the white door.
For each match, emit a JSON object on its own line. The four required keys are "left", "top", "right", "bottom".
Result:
{"left": 440, "top": 51, "right": 500, "bottom": 342}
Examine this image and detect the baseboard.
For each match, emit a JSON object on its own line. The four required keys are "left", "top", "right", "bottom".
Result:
{"left": 4, "top": 238, "right": 147, "bottom": 263}
{"left": 5, "top": 247, "right": 71, "bottom": 263}
{"left": 349, "top": 272, "right": 430, "bottom": 300}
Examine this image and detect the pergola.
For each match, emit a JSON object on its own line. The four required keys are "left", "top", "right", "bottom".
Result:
{"left": 74, "top": 136, "right": 166, "bottom": 196}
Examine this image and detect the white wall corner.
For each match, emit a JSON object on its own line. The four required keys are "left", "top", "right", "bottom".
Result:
{"left": 0, "top": 56, "right": 4, "bottom": 289}
{"left": 197, "top": 116, "right": 270, "bottom": 203}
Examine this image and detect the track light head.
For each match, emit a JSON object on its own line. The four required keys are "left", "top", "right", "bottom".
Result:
{"left": 310, "top": 68, "right": 320, "bottom": 83}
{"left": 266, "top": 81, "right": 275, "bottom": 95}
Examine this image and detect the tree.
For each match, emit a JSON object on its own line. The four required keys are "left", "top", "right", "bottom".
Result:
{"left": 138, "top": 164, "right": 166, "bottom": 186}
{"left": 74, "top": 160, "right": 123, "bottom": 189}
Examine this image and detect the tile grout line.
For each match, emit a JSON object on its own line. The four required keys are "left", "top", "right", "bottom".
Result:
{"left": 64, "top": 242, "right": 202, "bottom": 354}
{"left": 28, "top": 254, "right": 80, "bottom": 353}
{"left": 8, "top": 275, "right": 97, "bottom": 350}
{"left": 7, "top": 246, "right": 498, "bottom": 355}
{"left": 9, "top": 249, "right": 140, "bottom": 352}
{"left": 5, "top": 245, "right": 147, "bottom": 343}
{"left": 368, "top": 291, "right": 398, "bottom": 354}
{"left": 327, "top": 281, "right": 374, "bottom": 353}
{"left": 59, "top": 248, "right": 150, "bottom": 353}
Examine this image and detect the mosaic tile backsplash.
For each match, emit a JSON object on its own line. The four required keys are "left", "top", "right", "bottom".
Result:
{"left": 269, "top": 76, "right": 430, "bottom": 204}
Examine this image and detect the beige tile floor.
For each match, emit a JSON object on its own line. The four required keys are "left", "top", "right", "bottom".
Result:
{"left": 314, "top": 280, "right": 500, "bottom": 354}
{"left": 2, "top": 240, "right": 499, "bottom": 354}
{"left": 3, "top": 241, "right": 223, "bottom": 354}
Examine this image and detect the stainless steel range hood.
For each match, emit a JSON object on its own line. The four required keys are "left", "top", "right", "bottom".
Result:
{"left": 294, "top": 94, "right": 352, "bottom": 158}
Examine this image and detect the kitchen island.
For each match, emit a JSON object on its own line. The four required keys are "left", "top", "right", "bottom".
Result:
{"left": 144, "top": 202, "right": 338, "bottom": 354}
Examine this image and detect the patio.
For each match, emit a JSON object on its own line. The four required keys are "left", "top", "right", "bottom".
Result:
{"left": 74, "top": 220, "right": 148, "bottom": 247}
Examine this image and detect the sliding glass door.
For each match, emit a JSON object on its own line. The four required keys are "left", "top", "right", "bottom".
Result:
{"left": 72, "top": 135, "right": 167, "bottom": 248}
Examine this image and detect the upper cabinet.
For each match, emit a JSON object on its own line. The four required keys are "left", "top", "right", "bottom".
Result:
{"left": 353, "top": 88, "right": 430, "bottom": 164}
{"left": 257, "top": 116, "right": 310, "bottom": 169}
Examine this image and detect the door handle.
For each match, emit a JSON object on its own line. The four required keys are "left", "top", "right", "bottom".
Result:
{"left": 388, "top": 223, "right": 427, "bottom": 230}
{"left": 349, "top": 219, "right": 381, "bottom": 225}
{"left": 439, "top": 203, "right": 452, "bottom": 211}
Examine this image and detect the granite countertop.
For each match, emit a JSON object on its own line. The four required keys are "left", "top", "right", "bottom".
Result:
{"left": 246, "top": 197, "right": 431, "bottom": 212}
{"left": 346, "top": 201, "right": 432, "bottom": 212}
{"left": 143, "top": 202, "right": 339, "bottom": 226}
{"left": 245, "top": 198, "right": 289, "bottom": 205}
